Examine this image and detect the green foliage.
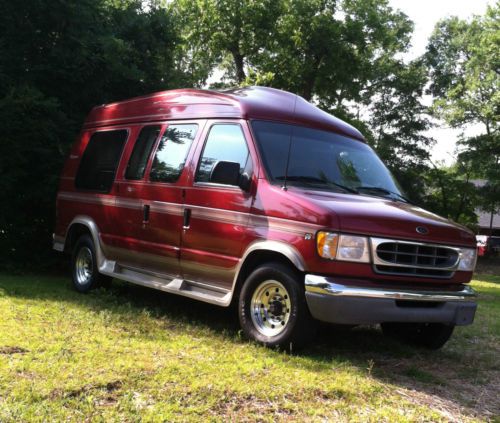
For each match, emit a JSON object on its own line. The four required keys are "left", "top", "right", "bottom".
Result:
{"left": 0, "top": 0, "right": 188, "bottom": 269}
{"left": 459, "top": 133, "right": 500, "bottom": 220}
{"left": 422, "top": 163, "right": 479, "bottom": 227}
{"left": 0, "top": 0, "right": 497, "bottom": 267}
{"left": 0, "top": 0, "right": 188, "bottom": 112}
{"left": 171, "top": 0, "right": 282, "bottom": 85}
{"left": 365, "top": 59, "right": 434, "bottom": 203}
{"left": 426, "top": 3, "right": 499, "bottom": 225}
{"left": 426, "top": 5, "right": 499, "bottom": 132}
{"left": 249, "top": 0, "right": 413, "bottom": 104}
{"left": 0, "top": 87, "right": 72, "bottom": 269}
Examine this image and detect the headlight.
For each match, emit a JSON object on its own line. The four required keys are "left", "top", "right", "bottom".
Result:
{"left": 337, "top": 235, "right": 370, "bottom": 262}
{"left": 316, "top": 232, "right": 370, "bottom": 263}
{"left": 458, "top": 248, "right": 477, "bottom": 271}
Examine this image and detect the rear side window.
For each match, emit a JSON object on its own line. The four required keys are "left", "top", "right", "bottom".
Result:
{"left": 195, "top": 124, "right": 249, "bottom": 183}
{"left": 75, "top": 130, "right": 128, "bottom": 192}
{"left": 150, "top": 124, "right": 198, "bottom": 183}
{"left": 125, "top": 126, "right": 160, "bottom": 180}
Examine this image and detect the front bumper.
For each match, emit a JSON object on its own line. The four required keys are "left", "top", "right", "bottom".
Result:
{"left": 304, "top": 274, "right": 477, "bottom": 326}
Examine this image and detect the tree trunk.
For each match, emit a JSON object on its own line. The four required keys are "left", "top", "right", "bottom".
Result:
{"left": 301, "top": 81, "right": 314, "bottom": 102}
{"left": 454, "top": 170, "right": 471, "bottom": 222}
{"left": 231, "top": 50, "right": 246, "bottom": 84}
{"left": 430, "top": 162, "right": 449, "bottom": 216}
{"left": 300, "top": 54, "right": 323, "bottom": 101}
{"left": 489, "top": 208, "right": 494, "bottom": 237}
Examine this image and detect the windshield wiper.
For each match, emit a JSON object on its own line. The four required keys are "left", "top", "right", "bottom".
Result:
{"left": 275, "top": 176, "right": 358, "bottom": 194}
{"left": 355, "top": 186, "right": 414, "bottom": 204}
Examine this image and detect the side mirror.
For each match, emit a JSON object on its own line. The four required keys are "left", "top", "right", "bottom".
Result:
{"left": 210, "top": 161, "right": 240, "bottom": 186}
{"left": 239, "top": 172, "right": 251, "bottom": 191}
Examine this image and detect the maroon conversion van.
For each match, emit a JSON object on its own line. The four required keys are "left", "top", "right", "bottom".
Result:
{"left": 53, "top": 87, "right": 477, "bottom": 349}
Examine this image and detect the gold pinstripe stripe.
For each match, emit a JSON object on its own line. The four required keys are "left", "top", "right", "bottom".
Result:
{"left": 57, "top": 191, "right": 321, "bottom": 235}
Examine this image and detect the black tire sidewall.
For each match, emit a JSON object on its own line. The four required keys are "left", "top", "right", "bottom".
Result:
{"left": 71, "top": 235, "right": 99, "bottom": 293}
{"left": 239, "top": 263, "right": 313, "bottom": 348}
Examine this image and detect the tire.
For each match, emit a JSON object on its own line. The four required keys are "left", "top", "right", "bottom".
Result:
{"left": 381, "top": 322, "right": 455, "bottom": 350}
{"left": 238, "top": 262, "right": 316, "bottom": 349}
{"left": 71, "top": 234, "right": 110, "bottom": 293}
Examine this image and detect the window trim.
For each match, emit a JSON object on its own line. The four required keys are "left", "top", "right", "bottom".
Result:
{"left": 124, "top": 125, "right": 162, "bottom": 181}
{"left": 75, "top": 128, "right": 130, "bottom": 193}
{"left": 147, "top": 122, "right": 199, "bottom": 185}
{"left": 193, "top": 122, "right": 251, "bottom": 189}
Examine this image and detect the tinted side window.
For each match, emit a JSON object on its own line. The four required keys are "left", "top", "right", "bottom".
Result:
{"left": 75, "top": 130, "right": 127, "bottom": 192}
{"left": 125, "top": 126, "right": 160, "bottom": 180}
{"left": 195, "top": 124, "right": 249, "bottom": 183}
{"left": 150, "top": 124, "right": 198, "bottom": 183}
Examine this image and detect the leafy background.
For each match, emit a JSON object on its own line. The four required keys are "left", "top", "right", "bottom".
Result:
{"left": 0, "top": 0, "right": 497, "bottom": 270}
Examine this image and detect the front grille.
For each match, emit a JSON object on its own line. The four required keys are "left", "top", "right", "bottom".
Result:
{"left": 373, "top": 240, "right": 459, "bottom": 279}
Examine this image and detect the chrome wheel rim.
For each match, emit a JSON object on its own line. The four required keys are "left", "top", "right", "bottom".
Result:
{"left": 75, "top": 247, "right": 93, "bottom": 285}
{"left": 250, "top": 280, "right": 291, "bottom": 337}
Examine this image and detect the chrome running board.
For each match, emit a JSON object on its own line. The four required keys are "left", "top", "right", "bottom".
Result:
{"left": 99, "top": 260, "right": 232, "bottom": 306}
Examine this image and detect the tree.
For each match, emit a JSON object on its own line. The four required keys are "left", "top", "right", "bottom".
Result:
{"left": 172, "top": 0, "right": 414, "bottom": 101}
{"left": 426, "top": 6, "right": 499, "bottom": 134}
{"left": 0, "top": 0, "right": 186, "bottom": 268}
{"left": 363, "top": 59, "right": 434, "bottom": 202}
{"left": 426, "top": 4, "right": 499, "bottom": 229}
{"left": 0, "top": 87, "right": 72, "bottom": 268}
{"left": 458, "top": 133, "right": 500, "bottom": 233}
{"left": 248, "top": 0, "right": 413, "bottom": 103}
{"left": 423, "top": 161, "right": 479, "bottom": 227}
{"left": 171, "top": 0, "right": 282, "bottom": 85}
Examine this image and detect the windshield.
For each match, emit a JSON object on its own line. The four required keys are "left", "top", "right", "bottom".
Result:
{"left": 251, "top": 120, "right": 403, "bottom": 197}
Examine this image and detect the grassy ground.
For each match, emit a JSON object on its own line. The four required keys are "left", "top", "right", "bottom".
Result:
{"left": 0, "top": 272, "right": 498, "bottom": 422}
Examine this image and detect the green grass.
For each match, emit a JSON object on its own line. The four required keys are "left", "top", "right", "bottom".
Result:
{"left": 0, "top": 273, "right": 499, "bottom": 422}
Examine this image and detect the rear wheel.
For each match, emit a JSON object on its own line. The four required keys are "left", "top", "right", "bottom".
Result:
{"left": 381, "top": 322, "right": 455, "bottom": 350}
{"left": 71, "top": 235, "right": 110, "bottom": 293}
{"left": 238, "top": 262, "right": 316, "bottom": 349}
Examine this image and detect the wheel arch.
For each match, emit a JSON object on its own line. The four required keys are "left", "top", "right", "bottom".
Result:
{"left": 230, "top": 240, "right": 306, "bottom": 305}
{"left": 64, "top": 216, "right": 105, "bottom": 267}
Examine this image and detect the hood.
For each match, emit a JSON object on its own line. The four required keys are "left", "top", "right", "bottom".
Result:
{"left": 290, "top": 188, "right": 476, "bottom": 247}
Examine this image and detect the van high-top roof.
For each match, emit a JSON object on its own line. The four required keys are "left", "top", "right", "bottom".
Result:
{"left": 84, "top": 86, "right": 365, "bottom": 141}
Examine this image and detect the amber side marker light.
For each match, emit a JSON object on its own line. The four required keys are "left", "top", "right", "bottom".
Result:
{"left": 316, "top": 231, "right": 339, "bottom": 260}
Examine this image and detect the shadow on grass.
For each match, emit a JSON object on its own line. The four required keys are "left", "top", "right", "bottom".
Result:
{"left": 0, "top": 272, "right": 496, "bottom": 419}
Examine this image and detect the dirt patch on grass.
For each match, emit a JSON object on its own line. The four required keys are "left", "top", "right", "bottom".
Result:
{"left": 50, "top": 380, "right": 123, "bottom": 401}
{"left": 210, "top": 392, "right": 297, "bottom": 421}
{"left": 0, "top": 346, "right": 28, "bottom": 354}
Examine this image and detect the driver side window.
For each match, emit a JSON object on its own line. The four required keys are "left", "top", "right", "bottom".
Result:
{"left": 195, "top": 124, "right": 251, "bottom": 184}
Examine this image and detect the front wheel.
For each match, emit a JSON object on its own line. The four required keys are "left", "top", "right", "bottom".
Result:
{"left": 381, "top": 322, "right": 455, "bottom": 350}
{"left": 238, "top": 262, "right": 316, "bottom": 349}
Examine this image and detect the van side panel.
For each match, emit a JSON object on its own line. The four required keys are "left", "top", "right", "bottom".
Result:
{"left": 179, "top": 119, "right": 258, "bottom": 290}
{"left": 56, "top": 127, "right": 129, "bottom": 257}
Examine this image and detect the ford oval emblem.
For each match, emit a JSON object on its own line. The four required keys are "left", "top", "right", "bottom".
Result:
{"left": 416, "top": 226, "right": 429, "bottom": 234}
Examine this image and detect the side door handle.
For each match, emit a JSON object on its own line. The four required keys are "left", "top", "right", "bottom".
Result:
{"left": 183, "top": 208, "right": 191, "bottom": 229}
{"left": 143, "top": 204, "right": 150, "bottom": 223}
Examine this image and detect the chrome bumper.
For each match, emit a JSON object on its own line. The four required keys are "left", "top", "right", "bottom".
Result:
{"left": 304, "top": 274, "right": 477, "bottom": 326}
{"left": 305, "top": 274, "right": 477, "bottom": 302}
